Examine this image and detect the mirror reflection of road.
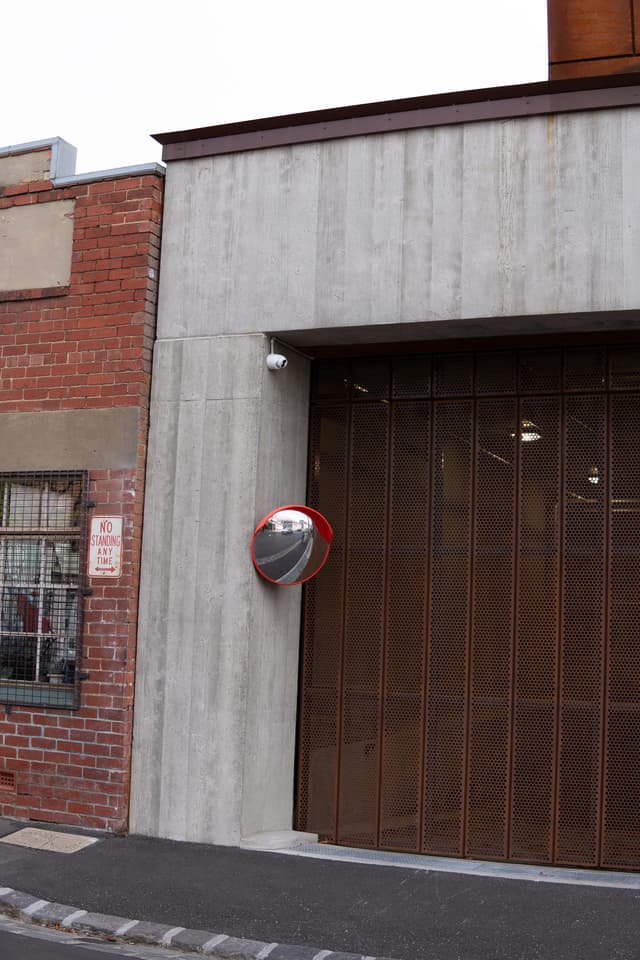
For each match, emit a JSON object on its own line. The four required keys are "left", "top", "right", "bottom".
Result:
{"left": 254, "top": 528, "right": 312, "bottom": 583}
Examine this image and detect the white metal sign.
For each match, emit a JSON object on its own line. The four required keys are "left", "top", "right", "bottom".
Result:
{"left": 88, "top": 516, "right": 123, "bottom": 578}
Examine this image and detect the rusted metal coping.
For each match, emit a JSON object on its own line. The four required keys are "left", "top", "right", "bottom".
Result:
{"left": 155, "top": 72, "right": 640, "bottom": 162}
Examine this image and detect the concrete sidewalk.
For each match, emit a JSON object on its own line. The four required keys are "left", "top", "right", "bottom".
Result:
{"left": 0, "top": 819, "right": 638, "bottom": 960}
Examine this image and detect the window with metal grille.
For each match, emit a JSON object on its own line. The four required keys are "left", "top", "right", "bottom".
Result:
{"left": 0, "top": 472, "right": 87, "bottom": 708}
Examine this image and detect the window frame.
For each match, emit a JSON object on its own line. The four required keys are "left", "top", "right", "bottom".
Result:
{"left": 0, "top": 471, "right": 88, "bottom": 709}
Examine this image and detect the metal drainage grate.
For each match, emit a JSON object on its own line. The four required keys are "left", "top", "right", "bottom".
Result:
{"left": 0, "top": 771, "right": 16, "bottom": 792}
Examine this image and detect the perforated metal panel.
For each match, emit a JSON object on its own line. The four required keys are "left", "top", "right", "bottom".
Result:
{"left": 466, "top": 398, "right": 516, "bottom": 860}
{"left": 380, "top": 402, "right": 429, "bottom": 851}
{"left": 602, "top": 393, "right": 640, "bottom": 869}
{"left": 297, "top": 346, "right": 640, "bottom": 870}
{"left": 298, "top": 405, "right": 348, "bottom": 838}
{"left": 556, "top": 396, "right": 606, "bottom": 865}
{"left": 338, "top": 403, "right": 388, "bottom": 848}
{"left": 423, "top": 400, "right": 472, "bottom": 856}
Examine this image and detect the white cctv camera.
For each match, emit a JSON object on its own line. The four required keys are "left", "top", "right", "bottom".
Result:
{"left": 266, "top": 353, "right": 288, "bottom": 371}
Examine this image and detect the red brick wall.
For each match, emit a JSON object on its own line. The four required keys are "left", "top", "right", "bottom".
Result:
{"left": 0, "top": 148, "right": 163, "bottom": 831}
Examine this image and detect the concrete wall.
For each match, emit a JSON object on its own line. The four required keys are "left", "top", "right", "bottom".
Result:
{"left": 157, "top": 107, "right": 640, "bottom": 343}
{"left": 133, "top": 104, "right": 640, "bottom": 845}
{"left": 130, "top": 335, "right": 309, "bottom": 843}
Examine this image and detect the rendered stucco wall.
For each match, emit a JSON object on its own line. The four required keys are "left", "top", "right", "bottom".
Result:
{"left": 0, "top": 149, "right": 50, "bottom": 188}
{"left": 0, "top": 408, "right": 139, "bottom": 470}
{"left": 0, "top": 199, "right": 74, "bottom": 292}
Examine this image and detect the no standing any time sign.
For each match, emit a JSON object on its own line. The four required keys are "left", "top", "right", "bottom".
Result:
{"left": 88, "top": 516, "right": 123, "bottom": 578}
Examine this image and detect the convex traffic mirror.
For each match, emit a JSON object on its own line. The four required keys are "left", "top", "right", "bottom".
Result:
{"left": 251, "top": 506, "right": 333, "bottom": 585}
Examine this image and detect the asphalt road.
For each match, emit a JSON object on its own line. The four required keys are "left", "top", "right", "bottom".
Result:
{"left": 1, "top": 830, "right": 640, "bottom": 960}
{"left": 0, "top": 917, "right": 203, "bottom": 960}
{"left": 0, "top": 930, "right": 111, "bottom": 959}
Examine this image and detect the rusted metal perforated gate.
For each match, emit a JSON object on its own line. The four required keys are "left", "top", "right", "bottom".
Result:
{"left": 297, "top": 346, "right": 640, "bottom": 869}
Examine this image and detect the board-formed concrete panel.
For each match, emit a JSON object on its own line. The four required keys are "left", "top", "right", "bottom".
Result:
{"left": 0, "top": 199, "right": 74, "bottom": 292}
{"left": 157, "top": 107, "right": 639, "bottom": 342}
{"left": 130, "top": 334, "right": 310, "bottom": 844}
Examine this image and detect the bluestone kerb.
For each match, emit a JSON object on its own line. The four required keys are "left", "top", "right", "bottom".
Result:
{"left": 0, "top": 885, "right": 399, "bottom": 960}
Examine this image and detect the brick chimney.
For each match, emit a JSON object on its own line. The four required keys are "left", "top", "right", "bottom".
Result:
{"left": 548, "top": 0, "right": 640, "bottom": 79}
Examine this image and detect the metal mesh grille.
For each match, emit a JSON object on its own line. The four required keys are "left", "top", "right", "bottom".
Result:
{"left": 433, "top": 354, "right": 473, "bottom": 397}
{"left": 518, "top": 350, "right": 562, "bottom": 394}
{"left": 0, "top": 472, "right": 86, "bottom": 708}
{"left": 337, "top": 404, "right": 388, "bottom": 848}
{"left": 351, "top": 360, "right": 389, "bottom": 400}
{"left": 312, "top": 362, "right": 350, "bottom": 400}
{"left": 423, "top": 401, "right": 472, "bottom": 856}
{"left": 556, "top": 396, "right": 606, "bottom": 865}
{"left": 379, "top": 402, "right": 430, "bottom": 851}
{"left": 510, "top": 396, "right": 561, "bottom": 863}
{"left": 602, "top": 394, "right": 640, "bottom": 868}
{"left": 298, "top": 346, "right": 640, "bottom": 870}
{"left": 476, "top": 351, "right": 517, "bottom": 396}
{"left": 391, "top": 358, "right": 431, "bottom": 399}
{"left": 297, "top": 407, "right": 348, "bottom": 838}
{"left": 564, "top": 349, "right": 606, "bottom": 393}
{"left": 465, "top": 399, "right": 516, "bottom": 859}
{"left": 609, "top": 347, "right": 640, "bottom": 392}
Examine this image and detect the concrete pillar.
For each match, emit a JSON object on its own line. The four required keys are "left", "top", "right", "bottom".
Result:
{"left": 129, "top": 333, "right": 310, "bottom": 843}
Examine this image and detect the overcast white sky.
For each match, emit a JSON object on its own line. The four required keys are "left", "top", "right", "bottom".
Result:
{"left": 1, "top": 0, "right": 548, "bottom": 174}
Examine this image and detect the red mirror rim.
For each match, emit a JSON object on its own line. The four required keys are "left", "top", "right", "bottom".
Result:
{"left": 251, "top": 505, "right": 334, "bottom": 586}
